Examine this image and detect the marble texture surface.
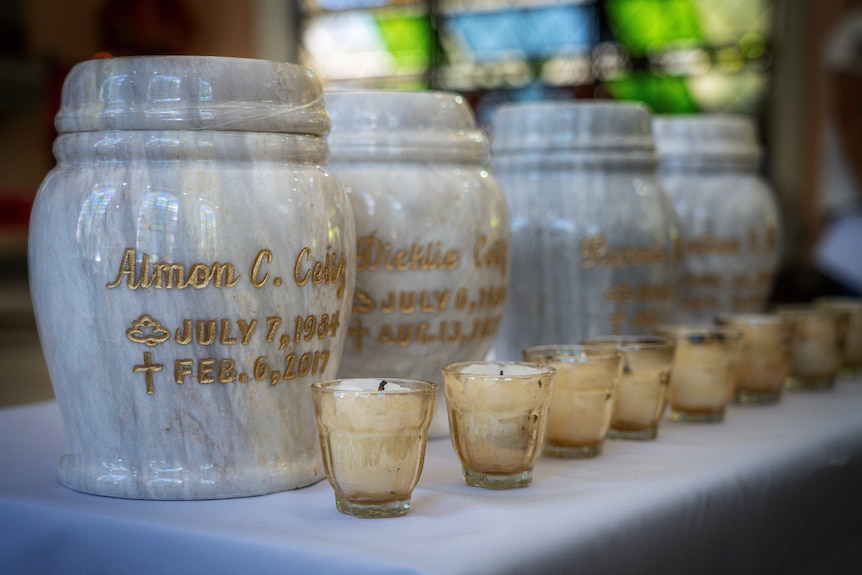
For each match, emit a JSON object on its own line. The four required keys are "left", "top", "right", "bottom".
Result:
{"left": 28, "top": 56, "right": 355, "bottom": 499}
{"left": 55, "top": 55, "right": 329, "bottom": 134}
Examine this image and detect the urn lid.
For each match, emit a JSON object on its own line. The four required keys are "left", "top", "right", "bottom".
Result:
{"left": 652, "top": 114, "right": 762, "bottom": 164}
{"left": 490, "top": 101, "right": 654, "bottom": 154}
{"left": 325, "top": 90, "right": 489, "bottom": 163}
{"left": 55, "top": 56, "right": 330, "bottom": 135}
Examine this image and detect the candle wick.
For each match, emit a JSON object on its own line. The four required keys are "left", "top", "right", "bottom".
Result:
{"left": 378, "top": 380, "right": 387, "bottom": 391}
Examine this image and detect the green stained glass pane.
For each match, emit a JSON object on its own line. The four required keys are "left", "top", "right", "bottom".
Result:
{"left": 605, "top": 72, "right": 699, "bottom": 114}
{"left": 374, "top": 13, "right": 432, "bottom": 74}
{"left": 605, "top": 0, "right": 704, "bottom": 56}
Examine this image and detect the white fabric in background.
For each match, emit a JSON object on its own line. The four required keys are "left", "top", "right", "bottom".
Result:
{"left": 813, "top": 213, "right": 862, "bottom": 292}
{"left": 817, "top": 9, "right": 862, "bottom": 293}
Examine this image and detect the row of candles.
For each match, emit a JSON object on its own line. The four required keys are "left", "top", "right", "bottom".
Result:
{"left": 312, "top": 297, "right": 862, "bottom": 518}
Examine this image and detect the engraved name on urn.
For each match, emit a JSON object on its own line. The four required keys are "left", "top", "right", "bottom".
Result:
{"left": 107, "top": 247, "right": 348, "bottom": 298}
{"left": 356, "top": 231, "right": 460, "bottom": 272}
{"left": 579, "top": 234, "right": 668, "bottom": 269}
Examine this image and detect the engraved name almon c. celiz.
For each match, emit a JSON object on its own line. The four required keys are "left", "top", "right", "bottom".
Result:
{"left": 105, "top": 247, "right": 348, "bottom": 295}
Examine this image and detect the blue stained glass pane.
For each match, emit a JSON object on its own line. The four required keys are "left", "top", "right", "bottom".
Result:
{"left": 444, "top": 4, "right": 598, "bottom": 63}
{"left": 522, "top": 6, "right": 598, "bottom": 57}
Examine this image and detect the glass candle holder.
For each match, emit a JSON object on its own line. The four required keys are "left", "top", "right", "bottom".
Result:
{"left": 715, "top": 313, "right": 793, "bottom": 404}
{"left": 311, "top": 378, "right": 436, "bottom": 518}
{"left": 655, "top": 325, "right": 742, "bottom": 423}
{"left": 442, "top": 361, "right": 555, "bottom": 489}
{"left": 776, "top": 305, "right": 849, "bottom": 391}
{"left": 582, "top": 336, "right": 675, "bottom": 440}
{"left": 521, "top": 345, "right": 621, "bottom": 457}
{"left": 814, "top": 297, "right": 862, "bottom": 378}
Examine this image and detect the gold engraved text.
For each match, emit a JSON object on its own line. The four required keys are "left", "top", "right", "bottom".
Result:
{"left": 684, "top": 274, "right": 724, "bottom": 288}
{"left": 580, "top": 235, "right": 666, "bottom": 269}
{"left": 346, "top": 314, "right": 502, "bottom": 353}
{"left": 637, "top": 283, "right": 672, "bottom": 302}
{"left": 474, "top": 235, "right": 508, "bottom": 276}
{"left": 107, "top": 248, "right": 240, "bottom": 290}
{"left": 250, "top": 249, "right": 272, "bottom": 288}
{"left": 379, "top": 290, "right": 451, "bottom": 315}
{"left": 175, "top": 318, "right": 257, "bottom": 345}
{"left": 253, "top": 350, "right": 330, "bottom": 384}
{"left": 294, "top": 245, "right": 348, "bottom": 298}
{"left": 174, "top": 358, "right": 238, "bottom": 385}
{"left": 685, "top": 235, "right": 741, "bottom": 256}
{"left": 356, "top": 231, "right": 459, "bottom": 272}
{"left": 373, "top": 315, "right": 502, "bottom": 348}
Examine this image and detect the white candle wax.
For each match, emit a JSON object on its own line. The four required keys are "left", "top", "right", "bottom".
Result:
{"left": 320, "top": 380, "right": 428, "bottom": 434}
{"left": 459, "top": 362, "right": 544, "bottom": 377}
{"left": 331, "top": 378, "right": 408, "bottom": 391}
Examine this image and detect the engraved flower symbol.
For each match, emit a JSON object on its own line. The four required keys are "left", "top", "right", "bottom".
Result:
{"left": 353, "top": 288, "right": 376, "bottom": 314}
{"left": 606, "top": 282, "right": 634, "bottom": 303}
{"left": 126, "top": 314, "right": 170, "bottom": 347}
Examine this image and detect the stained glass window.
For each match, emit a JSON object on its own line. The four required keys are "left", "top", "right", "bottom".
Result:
{"left": 299, "top": 1, "right": 434, "bottom": 89}
{"left": 298, "top": 0, "right": 773, "bottom": 117}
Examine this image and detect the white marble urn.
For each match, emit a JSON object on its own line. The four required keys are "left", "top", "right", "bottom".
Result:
{"left": 28, "top": 56, "right": 356, "bottom": 499}
{"left": 325, "top": 91, "right": 510, "bottom": 438}
{"left": 653, "top": 115, "right": 782, "bottom": 322}
{"left": 489, "top": 102, "right": 680, "bottom": 361}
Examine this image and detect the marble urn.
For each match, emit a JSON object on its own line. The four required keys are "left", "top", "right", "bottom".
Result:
{"left": 653, "top": 115, "right": 782, "bottom": 322}
{"left": 489, "top": 102, "right": 679, "bottom": 361}
{"left": 325, "top": 91, "right": 510, "bottom": 438}
{"left": 28, "top": 56, "right": 356, "bottom": 499}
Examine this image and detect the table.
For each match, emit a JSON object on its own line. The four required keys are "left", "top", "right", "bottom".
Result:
{"left": 2, "top": 381, "right": 862, "bottom": 575}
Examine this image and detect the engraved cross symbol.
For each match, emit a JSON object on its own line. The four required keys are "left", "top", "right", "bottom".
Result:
{"left": 347, "top": 318, "right": 370, "bottom": 352}
{"left": 133, "top": 351, "right": 163, "bottom": 395}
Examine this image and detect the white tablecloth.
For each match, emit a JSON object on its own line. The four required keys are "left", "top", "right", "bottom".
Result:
{"left": 2, "top": 381, "right": 862, "bottom": 575}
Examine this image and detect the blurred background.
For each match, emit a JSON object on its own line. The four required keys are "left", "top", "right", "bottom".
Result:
{"left": 0, "top": 0, "right": 857, "bottom": 405}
